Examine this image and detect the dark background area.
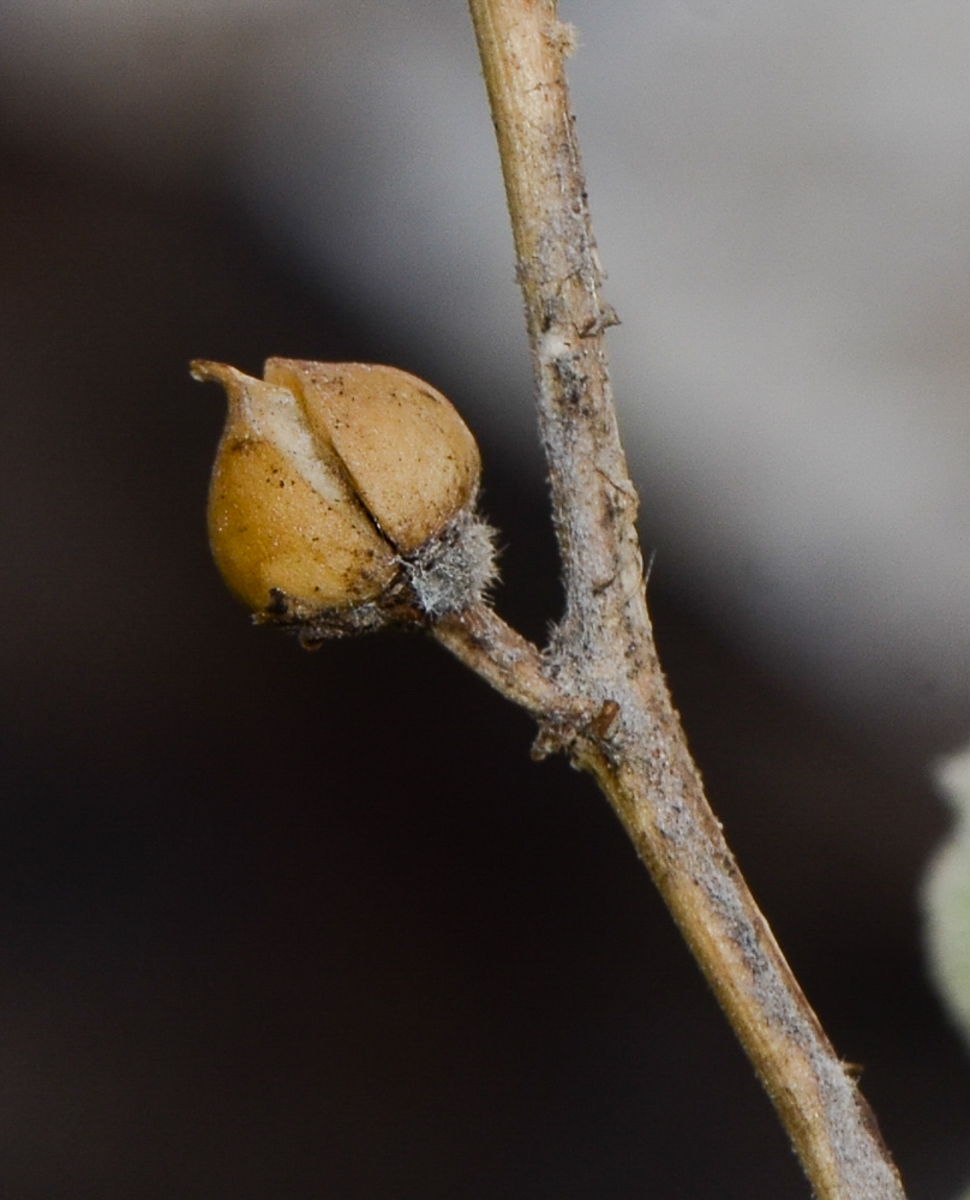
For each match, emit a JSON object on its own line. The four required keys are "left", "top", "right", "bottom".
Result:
{"left": 0, "top": 136, "right": 967, "bottom": 1198}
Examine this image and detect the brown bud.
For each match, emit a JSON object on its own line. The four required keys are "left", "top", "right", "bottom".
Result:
{"left": 194, "top": 358, "right": 493, "bottom": 637}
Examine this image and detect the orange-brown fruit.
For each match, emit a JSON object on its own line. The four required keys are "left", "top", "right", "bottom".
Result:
{"left": 193, "top": 358, "right": 486, "bottom": 629}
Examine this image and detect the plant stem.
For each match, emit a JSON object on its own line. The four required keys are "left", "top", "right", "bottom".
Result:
{"left": 445, "top": 1, "right": 909, "bottom": 1196}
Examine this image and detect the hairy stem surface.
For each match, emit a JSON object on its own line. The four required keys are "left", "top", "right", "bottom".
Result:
{"left": 456, "top": 2, "right": 908, "bottom": 1196}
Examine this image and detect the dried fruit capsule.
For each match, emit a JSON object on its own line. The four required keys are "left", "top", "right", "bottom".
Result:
{"left": 194, "top": 358, "right": 494, "bottom": 638}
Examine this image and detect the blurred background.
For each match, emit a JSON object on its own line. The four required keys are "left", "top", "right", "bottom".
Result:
{"left": 0, "top": 0, "right": 969, "bottom": 1196}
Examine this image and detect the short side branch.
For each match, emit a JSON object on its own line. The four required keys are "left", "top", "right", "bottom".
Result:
{"left": 433, "top": 604, "right": 566, "bottom": 720}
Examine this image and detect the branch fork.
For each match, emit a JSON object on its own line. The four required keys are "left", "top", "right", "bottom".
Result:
{"left": 433, "top": 2, "right": 909, "bottom": 1197}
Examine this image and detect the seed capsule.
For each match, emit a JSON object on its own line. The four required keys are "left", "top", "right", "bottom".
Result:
{"left": 194, "top": 358, "right": 490, "bottom": 636}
